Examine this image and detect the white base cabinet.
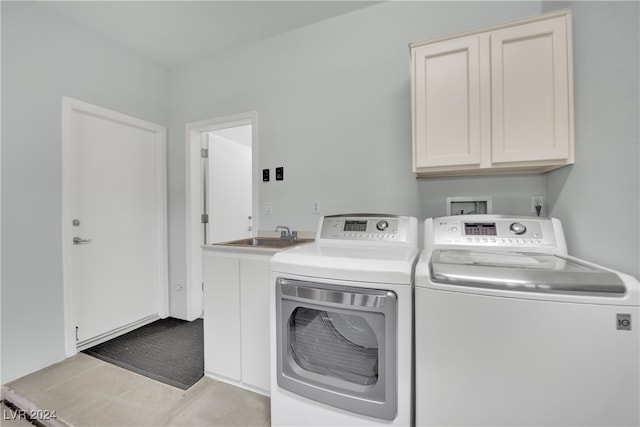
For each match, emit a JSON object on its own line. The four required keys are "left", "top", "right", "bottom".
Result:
{"left": 239, "top": 255, "right": 271, "bottom": 392}
{"left": 203, "top": 249, "right": 272, "bottom": 395}
{"left": 410, "top": 9, "right": 574, "bottom": 177}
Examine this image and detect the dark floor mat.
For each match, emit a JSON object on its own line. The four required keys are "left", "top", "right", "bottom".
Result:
{"left": 83, "top": 317, "right": 203, "bottom": 390}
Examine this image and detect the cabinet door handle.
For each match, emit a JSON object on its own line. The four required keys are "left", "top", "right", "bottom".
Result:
{"left": 73, "top": 237, "right": 92, "bottom": 245}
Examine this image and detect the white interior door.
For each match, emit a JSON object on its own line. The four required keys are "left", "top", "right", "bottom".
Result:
{"left": 62, "top": 97, "right": 168, "bottom": 353}
{"left": 207, "top": 125, "right": 253, "bottom": 244}
{"left": 185, "top": 112, "right": 257, "bottom": 322}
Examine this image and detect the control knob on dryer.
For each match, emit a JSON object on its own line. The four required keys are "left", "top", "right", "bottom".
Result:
{"left": 509, "top": 222, "right": 527, "bottom": 235}
{"left": 376, "top": 220, "right": 389, "bottom": 231}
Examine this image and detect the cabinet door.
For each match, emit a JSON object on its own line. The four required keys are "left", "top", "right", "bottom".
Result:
{"left": 491, "top": 15, "right": 572, "bottom": 164}
{"left": 239, "top": 256, "right": 271, "bottom": 393}
{"left": 203, "top": 253, "right": 241, "bottom": 381}
{"left": 412, "top": 35, "right": 482, "bottom": 169}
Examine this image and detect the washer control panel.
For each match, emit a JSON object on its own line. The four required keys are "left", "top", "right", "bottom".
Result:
{"left": 432, "top": 216, "right": 557, "bottom": 248}
{"left": 319, "top": 215, "right": 410, "bottom": 242}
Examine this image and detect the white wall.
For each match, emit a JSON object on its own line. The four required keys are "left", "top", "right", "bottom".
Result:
{"left": 544, "top": 1, "right": 639, "bottom": 277}
{"left": 168, "top": 1, "right": 545, "bottom": 315}
{"left": 0, "top": 2, "right": 170, "bottom": 383}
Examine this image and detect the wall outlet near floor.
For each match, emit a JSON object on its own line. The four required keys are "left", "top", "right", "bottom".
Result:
{"left": 531, "top": 195, "right": 545, "bottom": 215}
{"left": 312, "top": 200, "right": 321, "bottom": 214}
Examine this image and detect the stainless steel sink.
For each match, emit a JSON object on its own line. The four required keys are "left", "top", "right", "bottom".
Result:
{"left": 214, "top": 237, "right": 313, "bottom": 248}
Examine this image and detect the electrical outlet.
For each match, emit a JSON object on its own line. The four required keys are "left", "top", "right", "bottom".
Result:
{"left": 265, "top": 202, "right": 272, "bottom": 215}
{"left": 312, "top": 200, "right": 321, "bottom": 214}
{"left": 531, "top": 195, "right": 545, "bottom": 215}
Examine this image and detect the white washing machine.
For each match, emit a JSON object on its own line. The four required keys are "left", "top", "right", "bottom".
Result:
{"left": 415, "top": 215, "right": 640, "bottom": 426}
{"left": 269, "top": 214, "right": 418, "bottom": 426}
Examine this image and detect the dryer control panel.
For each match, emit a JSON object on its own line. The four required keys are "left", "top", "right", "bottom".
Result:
{"left": 431, "top": 215, "right": 559, "bottom": 249}
{"left": 318, "top": 214, "right": 417, "bottom": 246}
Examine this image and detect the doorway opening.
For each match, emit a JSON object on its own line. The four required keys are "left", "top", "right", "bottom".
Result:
{"left": 185, "top": 112, "right": 258, "bottom": 321}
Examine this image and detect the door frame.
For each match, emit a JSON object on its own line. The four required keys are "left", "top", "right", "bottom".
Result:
{"left": 185, "top": 111, "right": 258, "bottom": 321}
{"left": 61, "top": 97, "right": 168, "bottom": 357}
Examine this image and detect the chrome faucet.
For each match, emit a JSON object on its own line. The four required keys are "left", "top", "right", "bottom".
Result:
{"left": 275, "top": 225, "right": 297, "bottom": 240}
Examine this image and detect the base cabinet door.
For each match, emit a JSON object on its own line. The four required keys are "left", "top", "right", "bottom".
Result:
{"left": 203, "top": 250, "right": 273, "bottom": 395}
{"left": 203, "top": 253, "right": 241, "bottom": 381}
{"left": 240, "top": 256, "right": 271, "bottom": 392}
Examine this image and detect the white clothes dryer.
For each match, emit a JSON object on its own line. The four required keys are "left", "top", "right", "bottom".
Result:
{"left": 269, "top": 214, "right": 419, "bottom": 426}
{"left": 415, "top": 215, "right": 640, "bottom": 426}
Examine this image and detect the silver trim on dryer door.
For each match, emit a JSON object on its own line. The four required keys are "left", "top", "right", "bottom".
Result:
{"left": 276, "top": 278, "right": 398, "bottom": 421}
{"left": 280, "top": 279, "right": 389, "bottom": 308}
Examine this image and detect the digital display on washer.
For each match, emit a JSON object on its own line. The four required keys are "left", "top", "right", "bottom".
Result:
{"left": 344, "top": 220, "right": 367, "bottom": 232}
{"left": 465, "top": 222, "right": 497, "bottom": 236}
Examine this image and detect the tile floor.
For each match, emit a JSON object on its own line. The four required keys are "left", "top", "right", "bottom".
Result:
{"left": 2, "top": 353, "right": 270, "bottom": 427}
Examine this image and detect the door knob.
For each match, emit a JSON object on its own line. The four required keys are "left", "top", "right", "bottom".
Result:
{"left": 73, "top": 237, "right": 92, "bottom": 245}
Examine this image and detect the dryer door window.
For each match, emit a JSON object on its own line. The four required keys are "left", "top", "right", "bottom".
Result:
{"left": 276, "top": 278, "right": 397, "bottom": 421}
{"left": 288, "top": 307, "right": 379, "bottom": 386}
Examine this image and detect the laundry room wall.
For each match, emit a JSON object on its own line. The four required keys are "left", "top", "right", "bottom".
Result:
{"left": 168, "top": 1, "right": 545, "bottom": 316}
{"left": 1, "top": 2, "right": 170, "bottom": 383}
{"left": 543, "top": 1, "right": 639, "bottom": 277}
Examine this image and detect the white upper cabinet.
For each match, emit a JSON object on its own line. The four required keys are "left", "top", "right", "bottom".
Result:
{"left": 410, "top": 10, "right": 574, "bottom": 177}
{"left": 413, "top": 35, "right": 482, "bottom": 169}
